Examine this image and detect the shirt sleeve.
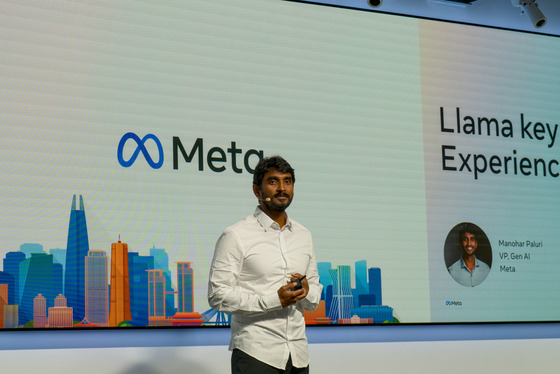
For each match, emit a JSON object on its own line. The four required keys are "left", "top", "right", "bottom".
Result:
{"left": 299, "top": 243, "right": 323, "bottom": 312}
{"left": 208, "top": 229, "right": 283, "bottom": 316}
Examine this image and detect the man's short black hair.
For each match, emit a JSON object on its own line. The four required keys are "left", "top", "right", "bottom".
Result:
{"left": 459, "top": 223, "right": 477, "bottom": 242}
{"left": 252, "top": 156, "right": 295, "bottom": 186}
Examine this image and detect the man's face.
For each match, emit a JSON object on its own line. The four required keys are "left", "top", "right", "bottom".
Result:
{"left": 255, "top": 170, "right": 294, "bottom": 212}
{"left": 461, "top": 231, "right": 477, "bottom": 256}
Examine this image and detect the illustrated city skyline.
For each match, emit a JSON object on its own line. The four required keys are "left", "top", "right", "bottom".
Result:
{"left": 0, "top": 195, "right": 394, "bottom": 328}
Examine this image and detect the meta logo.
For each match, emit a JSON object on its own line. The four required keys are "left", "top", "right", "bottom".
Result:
{"left": 445, "top": 300, "right": 462, "bottom": 306}
{"left": 118, "top": 133, "right": 164, "bottom": 169}
{"left": 117, "top": 132, "right": 263, "bottom": 173}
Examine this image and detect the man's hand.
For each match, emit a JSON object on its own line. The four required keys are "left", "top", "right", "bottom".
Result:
{"left": 277, "top": 273, "right": 309, "bottom": 308}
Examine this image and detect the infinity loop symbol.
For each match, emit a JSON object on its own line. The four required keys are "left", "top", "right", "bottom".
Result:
{"left": 117, "top": 133, "right": 164, "bottom": 169}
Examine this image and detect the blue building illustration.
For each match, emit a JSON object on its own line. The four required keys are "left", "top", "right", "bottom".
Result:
{"left": 64, "top": 194, "right": 90, "bottom": 321}
{"left": 318, "top": 260, "right": 394, "bottom": 324}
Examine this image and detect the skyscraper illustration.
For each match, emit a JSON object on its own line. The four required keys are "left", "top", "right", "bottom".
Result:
{"left": 368, "top": 267, "right": 382, "bottom": 306}
{"left": 54, "top": 293, "right": 68, "bottom": 307}
{"left": 327, "top": 265, "right": 354, "bottom": 321}
{"left": 85, "top": 250, "right": 109, "bottom": 326}
{"left": 147, "top": 269, "right": 166, "bottom": 321}
{"left": 150, "top": 246, "right": 169, "bottom": 275}
{"left": 353, "top": 260, "right": 369, "bottom": 308}
{"left": 317, "top": 261, "right": 332, "bottom": 301}
{"left": 19, "top": 243, "right": 45, "bottom": 257}
{"left": 49, "top": 294, "right": 73, "bottom": 328}
{"left": 177, "top": 262, "right": 194, "bottom": 313}
{"left": 150, "top": 246, "right": 176, "bottom": 317}
{"left": 355, "top": 260, "right": 368, "bottom": 295}
{"left": 0, "top": 284, "right": 8, "bottom": 328}
{"left": 109, "top": 239, "right": 131, "bottom": 327}
{"left": 317, "top": 260, "right": 394, "bottom": 324}
{"left": 49, "top": 248, "right": 66, "bottom": 273}
{"left": 3, "top": 251, "right": 25, "bottom": 304}
{"left": 0, "top": 272, "right": 15, "bottom": 305}
{"left": 4, "top": 305, "right": 18, "bottom": 328}
{"left": 33, "top": 294, "right": 47, "bottom": 328}
{"left": 53, "top": 262, "right": 64, "bottom": 301}
{"left": 128, "top": 252, "right": 154, "bottom": 326}
{"left": 64, "top": 194, "right": 90, "bottom": 321}
{"left": 18, "top": 253, "right": 62, "bottom": 324}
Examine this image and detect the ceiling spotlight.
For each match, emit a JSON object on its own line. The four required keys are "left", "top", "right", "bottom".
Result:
{"left": 511, "top": 0, "right": 547, "bottom": 28}
{"left": 367, "top": 0, "right": 382, "bottom": 8}
{"left": 430, "top": 0, "right": 479, "bottom": 7}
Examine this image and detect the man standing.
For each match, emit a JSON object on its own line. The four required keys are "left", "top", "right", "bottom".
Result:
{"left": 448, "top": 223, "right": 491, "bottom": 287}
{"left": 208, "top": 156, "right": 322, "bottom": 374}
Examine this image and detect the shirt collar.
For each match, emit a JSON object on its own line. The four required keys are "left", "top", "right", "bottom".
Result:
{"left": 254, "top": 206, "right": 292, "bottom": 232}
{"left": 460, "top": 256, "right": 480, "bottom": 269}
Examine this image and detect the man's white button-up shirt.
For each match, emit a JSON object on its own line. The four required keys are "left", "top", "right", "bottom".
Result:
{"left": 208, "top": 207, "right": 322, "bottom": 369}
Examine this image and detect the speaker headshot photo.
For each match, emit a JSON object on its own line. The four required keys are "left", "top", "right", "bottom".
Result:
{"left": 444, "top": 222, "right": 492, "bottom": 287}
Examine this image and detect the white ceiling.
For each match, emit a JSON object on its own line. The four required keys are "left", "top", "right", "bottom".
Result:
{"left": 301, "top": 0, "right": 560, "bottom": 37}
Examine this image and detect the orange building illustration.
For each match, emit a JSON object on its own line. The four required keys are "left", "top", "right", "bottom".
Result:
{"left": 108, "top": 239, "right": 131, "bottom": 327}
{"left": 49, "top": 294, "right": 73, "bottom": 328}
{"left": 54, "top": 293, "right": 68, "bottom": 307}
{"left": 0, "top": 284, "right": 8, "bottom": 328}
{"left": 177, "top": 262, "right": 194, "bottom": 313}
{"left": 171, "top": 312, "right": 204, "bottom": 326}
{"left": 303, "top": 300, "right": 332, "bottom": 325}
{"left": 48, "top": 307, "right": 74, "bottom": 328}
{"left": 147, "top": 269, "right": 166, "bottom": 325}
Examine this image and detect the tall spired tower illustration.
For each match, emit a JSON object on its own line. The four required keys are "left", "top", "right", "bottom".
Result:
{"left": 64, "top": 194, "right": 90, "bottom": 321}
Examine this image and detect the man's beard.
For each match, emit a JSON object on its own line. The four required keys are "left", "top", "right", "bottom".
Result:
{"left": 264, "top": 194, "right": 292, "bottom": 212}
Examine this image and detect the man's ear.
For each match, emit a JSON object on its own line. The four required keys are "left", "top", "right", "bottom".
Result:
{"left": 252, "top": 183, "right": 261, "bottom": 199}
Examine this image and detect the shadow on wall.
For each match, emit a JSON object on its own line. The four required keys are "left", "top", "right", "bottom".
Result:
{"left": 117, "top": 346, "right": 227, "bottom": 374}
{"left": 0, "top": 345, "right": 231, "bottom": 374}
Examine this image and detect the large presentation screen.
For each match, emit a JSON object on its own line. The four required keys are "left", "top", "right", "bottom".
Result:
{"left": 1, "top": 0, "right": 560, "bottom": 328}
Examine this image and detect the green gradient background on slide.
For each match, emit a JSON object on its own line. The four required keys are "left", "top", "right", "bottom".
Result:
{"left": 0, "top": 1, "right": 428, "bottom": 322}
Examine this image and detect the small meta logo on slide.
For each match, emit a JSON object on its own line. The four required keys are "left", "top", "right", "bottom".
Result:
{"left": 445, "top": 300, "right": 462, "bottom": 306}
{"left": 117, "top": 132, "right": 164, "bottom": 169}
